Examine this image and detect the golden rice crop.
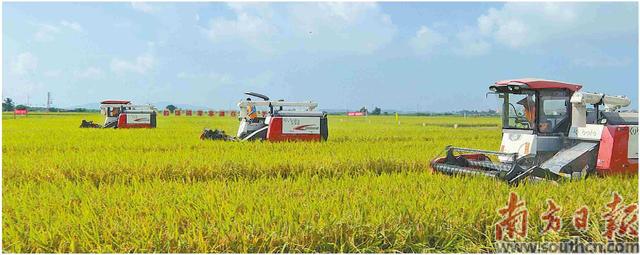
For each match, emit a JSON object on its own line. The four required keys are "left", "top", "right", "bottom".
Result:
{"left": 2, "top": 113, "right": 637, "bottom": 252}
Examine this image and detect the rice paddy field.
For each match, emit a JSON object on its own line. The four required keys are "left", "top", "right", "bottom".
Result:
{"left": 2, "top": 113, "right": 638, "bottom": 252}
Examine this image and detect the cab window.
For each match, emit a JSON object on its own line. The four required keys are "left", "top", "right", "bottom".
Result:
{"left": 503, "top": 91, "right": 536, "bottom": 130}
{"left": 538, "top": 90, "right": 571, "bottom": 134}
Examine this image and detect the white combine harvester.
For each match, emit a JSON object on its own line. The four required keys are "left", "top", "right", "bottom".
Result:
{"left": 431, "top": 78, "right": 637, "bottom": 184}
{"left": 80, "top": 100, "right": 157, "bottom": 128}
{"left": 201, "top": 92, "right": 328, "bottom": 141}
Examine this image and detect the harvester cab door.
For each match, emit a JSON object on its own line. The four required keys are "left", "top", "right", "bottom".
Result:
{"left": 236, "top": 94, "right": 271, "bottom": 140}
{"left": 498, "top": 91, "right": 538, "bottom": 161}
{"left": 537, "top": 90, "right": 572, "bottom": 135}
{"left": 102, "top": 105, "right": 121, "bottom": 128}
{"left": 503, "top": 92, "right": 536, "bottom": 130}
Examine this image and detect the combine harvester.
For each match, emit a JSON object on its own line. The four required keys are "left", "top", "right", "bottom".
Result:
{"left": 80, "top": 100, "right": 157, "bottom": 128}
{"left": 431, "top": 78, "right": 637, "bottom": 184}
{"left": 201, "top": 92, "right": 328, "bottom": 141}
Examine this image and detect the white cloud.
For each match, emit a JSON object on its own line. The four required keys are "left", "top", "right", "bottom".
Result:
{"left": 453, "top": 28, "right": 491, "bottom": 57}
{"left": 34, "top": 24, "right": 60, "bottom": 42}
{"left": 111, "top": 54, "right": 155, "bottom": 75}
{"left": 202, "top": 2, "right": 396, "bottom": 55}
{"left": 131, "top": 2, "right": 155, "bottom": 13}
{"left": 60, "top": 20, "right": 83, "bottom": 32}
{"left": 288, "top": 2, "right": 396, "bottom": 54}
{"left": 477, "top": 3, "right": 576, "bottom": 49}
{"left": 203, "top": 4, "right": 278, "bottom": 53}
{"left": 453, "top": 2, "right": 636, "bottom": 56}
{"left": 227, "top": 2, "right": 274, "bottom": 18}
{"left": 474, "top": 3, "right": 578, "bottom": 49}
{"left": 409, "top": 25, "right": 448, "bottom": 55}
{"left": 34, "top": 20, "right": 83, "bottom": 42}
{"left": 75, "top": 67, "right": 104, "bottom": 79}
{"left": 10, "top": 52, "right": 38, "bottom": 76}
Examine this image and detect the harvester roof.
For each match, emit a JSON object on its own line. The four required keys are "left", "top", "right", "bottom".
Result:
{"left": 101, "top": 100, "right": 131, "bottom": 104}
{"left": 493, "top": 78, "right": 582, "bottom": 92}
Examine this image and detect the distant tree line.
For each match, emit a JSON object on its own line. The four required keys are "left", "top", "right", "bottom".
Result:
{"left": 348, "top": 106, "right": 497, "bottom": 117}
{"left": 416, "top": 109, "right": 498, "bottom": 116}
{"left": 357, "top": 106, "right": 382, "bottom": 115}
{"left": 2, "top": 98, "right": 99, "bottom": 112}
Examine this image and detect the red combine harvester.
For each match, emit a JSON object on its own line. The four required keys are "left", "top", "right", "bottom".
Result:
{"left": 80, "top": 100, "right": 157, "bottom": 128}
{"left": 201, "top": 92, "right": 328, "bottom": 142}
{"left": 431, "top": 78, "right": 637, "bottom": 184}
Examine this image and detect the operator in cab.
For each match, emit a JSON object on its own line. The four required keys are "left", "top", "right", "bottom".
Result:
{"left": 246, "top": 98, "right": 258, "bottom": 121}
{"left": 517, "top": 96, "right": 554, "bottom": 133}
{"left": 517, "top": 96, "right": 536, "bottom": 129}
{"left": 111, "top": 107, "right": 120, "bottom": 117}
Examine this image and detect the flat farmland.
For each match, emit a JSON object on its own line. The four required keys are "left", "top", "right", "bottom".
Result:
{"left": 2, "top": 113, "right": 637, "bottom": 252}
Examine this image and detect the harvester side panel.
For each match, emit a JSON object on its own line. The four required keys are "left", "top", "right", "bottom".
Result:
{"left": 117, "top": 113, "right": 155, "bottom": 129}
{"left": 267, "top": 117, "right": 322, "bottom": 142}
{"left": 596, "top": 126, "right": 638, "bottom": 175}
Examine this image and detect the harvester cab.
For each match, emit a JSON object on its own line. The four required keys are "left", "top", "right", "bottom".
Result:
{"left": 431, "top": 78, "right": 637, "bottom": 184}
{"left": 80, "top": 100, "right": 157, "bottom": 128}
{"left": 202, "top": 92, "right": 328, "bottom": 142}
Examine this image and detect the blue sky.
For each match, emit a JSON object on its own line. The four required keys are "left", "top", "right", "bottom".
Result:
{"left": 3, "top": 2, "right": 638, "bottom": 112}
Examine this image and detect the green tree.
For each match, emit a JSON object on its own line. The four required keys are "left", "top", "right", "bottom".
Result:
{"left": 166, "top": 104, "right": 177, "bottom": 113}
{"left": 371, "top": 107, "right": 381, "bottom": 115}
{"left": 3, "top": 98, "right": 15, "bottom": 112}
{"left": 15, "top": 104, "right": 28, "bottom": 110}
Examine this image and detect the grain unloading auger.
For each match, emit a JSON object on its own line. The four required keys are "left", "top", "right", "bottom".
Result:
{"left": 201, "top": 92, "right": 328, "bottom": 142}
{"left": 431, "top": 78, "right": 638, "bottom": 184}
{"left": 80, "top": 100, "right": 157, "bottom": 128}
